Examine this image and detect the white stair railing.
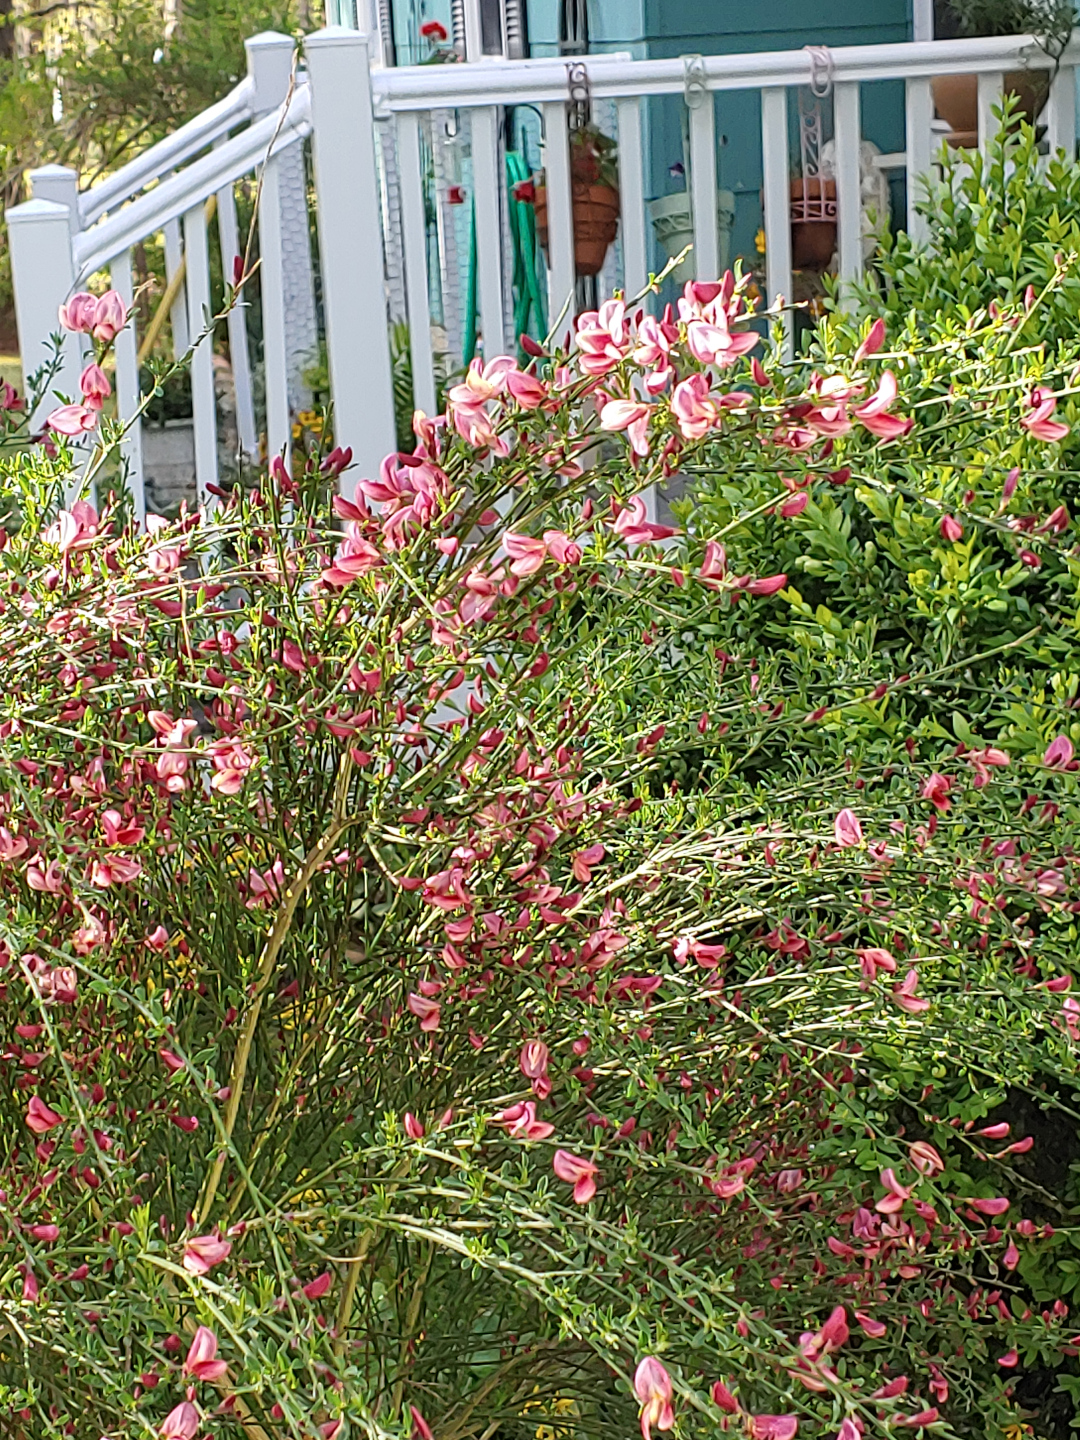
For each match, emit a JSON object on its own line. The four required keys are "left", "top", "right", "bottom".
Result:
{"left": 6, "top": 21, "right": 1079, "bottom": 514}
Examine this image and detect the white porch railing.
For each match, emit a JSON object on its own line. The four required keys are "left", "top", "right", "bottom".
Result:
{"left": 6, "top": 24, "right": 1078, "bottom": 513}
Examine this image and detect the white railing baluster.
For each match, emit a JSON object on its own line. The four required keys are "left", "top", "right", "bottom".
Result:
{"left": 110, "top": 247, "right": 145, "bottom": 524}
{"left": 760, "top": 86, "right": 793, "bottom": 361}
{"left": 905, "top": 77, "right": 933, "bottom": 245}
{"left": 183, "top": 201, "right": 219, "bottom": 506}
{"left": 834, "top": 80, "right": 863, "bottom": 295}
{"left": 472, "top": 105, "right": 507, "bottom": 355}
{"left": 258, "top": 153, "right": 292, "bottom": 466}
{"left": 541, "top": 101, "right": 575, "bottom": 338}
{"left": 163, "top": 216, "right": 190, "bottom": 357}
{"left": 397, "top": 110, "right": 437, "bottom": 417}
{"left": 215, "top": 173, "right": 258, "bottom": 459}
{"left": 306, "top": 26, "right": 396, "bottom": 483}
{"left": 688, "top": 96, "right": 719, "bottom": 281}
{"left": 978, "top": 72, "right": 1004, "bottom": 149}
{"left": 616, "top": 97, "right": 649, "bottom": 302}
{"left": 1046, "top": 64, "right": 1076, "bottom": 158}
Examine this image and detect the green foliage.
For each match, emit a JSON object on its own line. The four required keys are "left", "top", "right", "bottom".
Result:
{"left": 856, "top": 103, "right": 1080, "bottom": 345}
{"left": 946, "top": 0, "right": 1076, "bottom": 55}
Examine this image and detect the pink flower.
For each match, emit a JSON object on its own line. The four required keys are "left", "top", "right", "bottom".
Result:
{"left": 965, "top": 1195, "right": 1010, "bottom": 1216}
{"left": 185, "top": 1325, "right": 228, "bottom": 1382}
{"left": 26, "top": 1096, "right": 64, "bottom": 1134}
{"left": 303, "top": 1270, "right": 334, "bottom": 1300}
{"left": 79, "top": 362, "right": 111, "bottom": 411}
{"left": 160, "top": 1401, "right": 200, "bottom": 1439}
{"left": 852, "top": 371, "right": 912, "bottom": 441}
{"left": 875, "top": 1167, "right": 912, "bottom": 1214}
{"left": 543, "top": 529, "right": 582, "bottom": 565}
{"left": 552, "top": 1149, "right": 599, "bottom": 1203}
{"left": 853, "top": 317, "right": 886, "bottom": 362}
{"left": 502, "top": 531, "right": 548, "bottom": 577}
{"left": 1044, "top": 734, "right": 1074, "bottom": 768}
{"left": 506, "top": 369, "right": 547, "bottom": 408}
{"left": 575, "top": 299, "right": 629, "bottom": 376}
{"left": 833, "top": 809, "right": 863, "bottom": 848}
{"left": 495, "top": 1101, "right": 555, "bottom": 1140}
{"left": 47, "top": 500, "right": 101, "bottom": 554}
{"left": 854, "top": 1311, "right": 887, "bottom": 1338}
{"left": 750, "top": 1417, "right": 798, "bottom": 1440}
{"left": 671, "top": 373, "right": 720, "bottom": 440}
{"left": 209, "top": 739, "right": 256, "bottom": 795}
{"left": 520, "top": 1039, "right": 550, "bottom": 1079}
{"left": 91, "top": 289, "right": 128, "bottom": 342}
{"left": 699, "top": 539, "right": 727, "bottom": 587}
{"left": 1022, "top": 387, "right": 1070, "bottom": 443}
{"left": 598, "top": 398, "right": 652, "bottom": 456}
{"left": 711, "top": 1381, "right": 739, "bottom": 1414}
{"left": 182, "top": 1233, "right": 232, "bottom": 1275}
{"left": 90, "top": 854, "right": 143, "bottom": 887}
{"left": 0, "top": 827, "right": 28, "bottom": 862}
{"left": 411, "top": 1405, "right": 434, "bottom": 1440}
{"left": 46, "top": 403, "right": 99, "bottom": 436}
{"left": 404, "top": 1112, "right": 425, "bottom": 1139}
{"left": 633, "top": 1357, "right": 675, "bottom": 1440}
{"left": 572, "top": 842, "right": 605, "bottom": 884}
{"left": 58, "top": 292, "right": 98, "bottom": 333}
{"left": 611, "top": 496, "right": 677, "bottom": 547}
{"left": 908, "top": 1140, "right": 944, "bottom": 1175}
{"left": 939, "top": 513, "right": 963, "bottom": 542}
{"left": 408, "top": 993, "right": 441, "bottom": 1031}
{"left": 683, "top": 307, "right": 759, "bottom": 369}
{"left": 245, "top": 859, "right": 285, "bottom": 909}
{"left": 735, "top": 573, "right": 787, "bottom": 597}
{"left": 448, "top": 355, "right": 516, "bottom": 410}
{"left": 892, "top": 968, "right": 931, "bottom": 1015}
{"left": 856, "top": 946, "right": 897, "bottom": 985}
{"left": 920, "top": 772, "right": 952, "bottom": 811}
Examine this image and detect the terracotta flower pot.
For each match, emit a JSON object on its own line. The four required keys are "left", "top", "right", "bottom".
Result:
{"left": 790, "top": 176, "right": 837, "bottom": 272}
{"left": 932, "top": 70, "right": 1051, "bottom": 148}
{"left": 534, "top": 182, "right": 621, "bottom": 277}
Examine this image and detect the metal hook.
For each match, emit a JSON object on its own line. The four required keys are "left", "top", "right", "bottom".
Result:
{"left": 804, "top": 44, "right": 834, "bottom": 99}
{"left": 683, "top": 53, "right": 708, "bottom": 111}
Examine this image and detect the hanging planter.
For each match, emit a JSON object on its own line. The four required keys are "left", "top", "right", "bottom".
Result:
{"left": 930, "top": 0, "right": 1069, "bottom": 145}
{"left": 931, "top": 71, "right": 1050, "bottom": 147}
{"left": 647, "top": 190, "right": 736, "bottom": 285}
{"left": 790, "top": 175, "right": 837, "bottom": 272}
{"left": 532, "top": 125, "right": 620, "bottom": 278}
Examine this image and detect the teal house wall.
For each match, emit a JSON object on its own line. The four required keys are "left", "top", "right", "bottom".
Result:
{"left": 526, "top": 0, "right": 913, "bottom": 269}
{"left": 388, "top": 0, "right": 918, "bottom": 288}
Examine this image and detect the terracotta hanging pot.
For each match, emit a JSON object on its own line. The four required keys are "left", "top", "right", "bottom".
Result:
{"left": 932, "top": 70, "right": 1051, "bottom": 148}
{"left": 789, "top": 176, "right": 837, "bottom": 272}
{"left": 534, "top": 181, "right": 620, "bottom": 277}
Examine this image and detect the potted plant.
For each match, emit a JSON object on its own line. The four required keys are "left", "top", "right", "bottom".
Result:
{"left": 532, "top": 124, "right": 620, "bottom": 277}
{"left": 789, "top": 170, "right": 838, "bottom": 271}
{"left": 647, "top": 163, "right": 737, "bottom": 284}
{"left": 931, "top": 0, "right": 1074, "bottom": 145}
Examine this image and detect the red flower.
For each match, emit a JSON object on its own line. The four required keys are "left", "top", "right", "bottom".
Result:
{"left": 420, "top": 19, "right": 448, "bottom": 39}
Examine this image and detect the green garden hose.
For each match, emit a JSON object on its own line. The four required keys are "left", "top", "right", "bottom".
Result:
{"left": 462, "top": 148, "right": 547, "bottom": 366}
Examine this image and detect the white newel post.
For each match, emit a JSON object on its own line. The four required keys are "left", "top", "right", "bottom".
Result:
{"left": 306, "top": 25, "right": 396, "bottom": 485}
{"left": 5, "top": 196, "right": 83, "bottom": 430}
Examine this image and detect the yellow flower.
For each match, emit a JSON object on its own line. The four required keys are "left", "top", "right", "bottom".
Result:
{"left": 755, "top": 227, "right": 767, "bottom": 255}
{"left": 291, "top": 423, "right": 302, "bottom": 440}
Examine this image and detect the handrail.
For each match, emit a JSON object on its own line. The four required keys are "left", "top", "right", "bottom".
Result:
{"left": 73, "top": 85, "right": 311, "bottom": 278}
{"left": 78, "top": 75, "right": 257, "bottom": 227}
{"left": 372, "top": 32, "right": 1080, "bottom": 110}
